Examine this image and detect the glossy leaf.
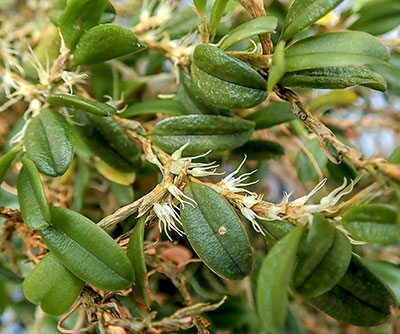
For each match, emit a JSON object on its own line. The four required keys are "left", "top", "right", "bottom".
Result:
{"left": 0, "top": 143, "right": 22, "bottom": 185}
{"left": 260, "top": 220, "right": 296, "bottom": 250}
{"left": 246, "top": 102, "right": 295, "bottom": 129}
{"left": 281, "top": 0, "right": 344, "bottom": 41}
{"left": 23, "top": 253, "right": 84, "bottom": 316}
{"left": 86, "top": 113, "right": 141, "bottom": 167}
{"left": 280, "top": 66, "right": 386, "bottom": 91}
{"left": 219, "top": 16, "right": 278, "bottom": 51}
{"left": 296, "top": 229, "right": 352, "bottom": 298}
{"left": 119, "top": 99, "right": 185, "bottom": 118}
{"left": 127, "top": 215, "right": 149, "bottom": 307}
{"left": 191, "top": 45, "right": 267, "bottom": 109}
{"left": 367, "top": 260, "right": 400, "bottom": 302}
{"left": 46, "top": 94, "right": 116, "bottom": 116}
{"left": 72, "top": 161, "right": 90, "bottom": 212}
{"left": 194, "top": 0, "right": 207, "bottom": 17}
{"left": 41, "top": 206, "right": 134, "bottom": 291}
{"left": 257, "top": 225, "right": 305, "bottom": 334}
{"left": 348, "top": 0, "right": 400, "bottom": 36}
{"left": 310, "top": 255, "right": 397, "bottom": 326}
{"left": 285, "top": 31, "right": 389, "bottom": 72}
{"left": 17, "top": 156, "right": 50, "bottom": 230}
{"left": 341, "top": 204, "right": 398, "bottom": 244}
{"left": 150, "top": 115, "right": 254, "bottom": 156}
{"left": 210, "top": 0, "right": 228, "bottom": 34}
{"left": 234, "top": 140, "right": 284, "bottom": 161}
{"left": 59, "top": 0, "right": 109, "bottom": 50}
{"left": 267, "top": 41, "right": 285, "bottom": 92}
{"left": 181, "top": 181, "right": 253, "bottom": 280}
{"left": 71, "top": 24, "right": 146, "bottom": 67}
{"left": 25, "top": 109, "right": 74, "bottom": 177}
{"left": 111, "top": 182, "right": 134, "bottom": 207}
{"left": 296, "top": 138, "right": 328, "bottom": 181}
{"left": 73, "top": 111, "right": 136, "bottom": 172}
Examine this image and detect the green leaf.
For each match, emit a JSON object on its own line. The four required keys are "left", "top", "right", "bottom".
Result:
{"left": 191, "top": 44, "right": 267, "bottom": 109}
{"left": 0, "top": 143, "right": 22, "bottom": 185}
{"left": 162, "top": 7, "right": 199, "bottom": 40}
{"left": 310, "top": 255, "right": 397, "bottom": 326}
{"left": 219, "top": 16, "right": 278, "bottom": 51}
{"left": 46, "top": 94, "right": 116, "bottom": 116}
{"left": 127, "top": 215, "right": 149, "bottom": 308}
{"left": 296, "top": 138, "right": 328, "bottom": 182}
{"left": 25, "top": 109, "right": 74, "bottom": 177}
{"left": 150, "top": 115, "right": 254, "bottom": 156}
{"left": 23, "top": 253, "right": 84, "bottom": 316}
{"left": 72, "top": 111, "right": 137, "bottom": 172}
{"left": 41, "top": 206, "right": 134, "bottom": 291}
{"left": 59, "top": 0, "right": 109, "bottom": 50}
{"left": 281, "top": 0, "right": 344, "bottom": 41}
{"left": 72, "top": 160, "right": 90, "bottom": 212}
{"left": 294, "top": 214, "right": 334, "bottom": 289}
{"left": 234, "top": 140, "right": 284, "bottom": 161}
{"left": 281, "top": 306, "right": 305, "bottom": 334}
{"left": 111, "top": 182, "right": 134, "bottom": 207}
{"left": 341, "top": 204, "right": 398, "bottom": 244}
{"left": 246, "top": 102, "right": 296, "bottom": 129}
{"left": 119, "top": 99, "right": 185, "bottom": 118}
{"left": 257, "top": 225, "right": 305, "bottom": 334}
{"left": 389, "top": 145, "right": 400, "bottom": 164}
{"left": 295, "top": 229, "right": 352, "bottom": 298}
{"left": 348, "top": 0, "right": 400, "bottom": 36}
{"left": 0, "top": 262, "right": 23, "bottom": 284}
{"left": 85, "top": 113, "right": 140, "bottom": 166}
{"left": 177, "top": 67, "right": 233, "bottom": 116}
{"left": 280, "top": 66, "right": 386, "bottom": 91}
{"left": 267, "top": 41, "right": 285, "bottom": 92}
{"left": 71, "top": 24, "right": 146, "bottom": 67}
{"left": 17, "top": 156, "right": 50, "bottom": 230}
{"left": 181, "top": 181, "right": 253, "bottom": 280}
{"left": 210, "top": 0, "right": 229, "bottom": 34}
{"left": 194, "top": 0, "right": 207, "bottom": 17}
{"left": 285, "top": 31, "right": 389, "bottom": 72}
{"left": 366, "top": 260, "right": 400, "bottom": 302}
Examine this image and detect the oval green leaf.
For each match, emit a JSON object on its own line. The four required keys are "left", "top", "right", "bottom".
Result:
{"left": 234, "top": 140, "right": 284, "bottom": 161}
{"left": 23, "top": 253, "right": 84, "bottom": 316}
{"left": 341, "top": 204, "right": 398, "bottom": 244}
{"left": 127, "top": 215, "right": 149, "bottom": 308}
{"left": 119, "top": 99, "right": 185, "bottom": 118}
{"left": 280, "top": 66, "right": 386, "bottom": 91}
{"left": 25, "top": 109, "right": 74, "bottom": 177}
{"left": 17, "top": 156, "right": 50, "bottom": 230}
{"left": 267, "top": 41, "right": 285, "bottom": 92}
{"left": 41, "top": 206, "right": 134, "bottom": 291}
{"left": 310, "top": 255, "right": 397, "bottom": 326}
{"left": 219, "top": 16, "right": 278, "bottom": 51}
{"left": 181, "top": 181, "right": 253, "bottom": 280}
{"left": 285, "top": 31, "right": 389, "bottom": 72}
{"left": 71, "top": 24, "right": 146, "bottom": 67}
{"left": 0, "top": 144, "right": 22, "bottom": 185}
{"left": 46, "top": 94, "right": 116, "bottom": 116}
{"left": 150, "top": 115, "right": 255, "bottom": 156}
{"left": 257, "top": 224, "right": 305, "bottom": 334}
{"left": 59, "top": 0, "right": 109, "bottom": 50}
{"left": 281, "top": 0, "right": 344, "bottom": 41}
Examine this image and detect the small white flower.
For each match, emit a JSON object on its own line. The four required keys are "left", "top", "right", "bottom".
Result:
{"left": 169, "top": 141, "right": 223, "bottom": 177}
{"left": 240, "top": 194, "right": 268, "bottom": 235}
{"left": 166, "top": 183, "right": 197, "bottom": 208}
{"left": 290, "top": 178, "right": 327, "bottom": 207}
{"left": 153, "top": 201, "right": 184, "bottom": 241}
{"left": 221, "top": 155, "right": 258, "bottom": 194}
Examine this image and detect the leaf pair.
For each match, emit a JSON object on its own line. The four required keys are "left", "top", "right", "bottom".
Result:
{"left": 190, "top": 45, "right": 267, "bottom": 109}
{"left": 57, "top": 0, "right": 146, "bottom": 65}
{"left": 150, "top": 115, "right": 254, "bottom": 156}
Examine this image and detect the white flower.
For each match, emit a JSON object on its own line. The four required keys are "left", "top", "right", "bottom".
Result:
{"left": 240, "top": 194, "right": 268, "bottom": 235}
{"left": 166, "top": 183, "right": 197, "bottom": 208}
{"left": 153, "top": 201, "right": 184, "bottom": 241}
{"left": 169, "top": 141, "right": 223, "bottom": 177}
{"left": 221, "top": 155, "right": 258, "bottom": 194}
